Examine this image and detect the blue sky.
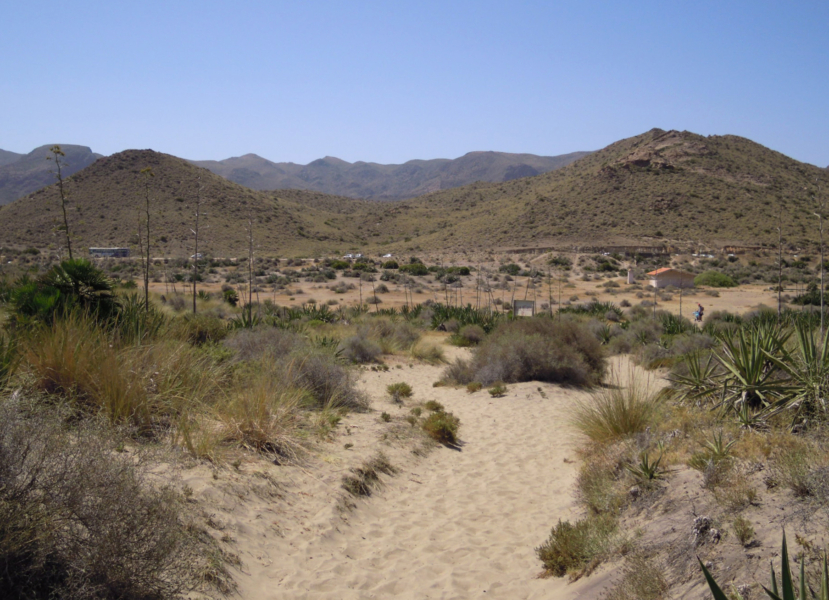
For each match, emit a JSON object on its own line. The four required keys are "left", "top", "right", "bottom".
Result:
{"left": 3, "top": 1, "right": 828, "bottom": 166}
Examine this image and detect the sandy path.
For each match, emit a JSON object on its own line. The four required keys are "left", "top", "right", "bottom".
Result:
{"left": 255, "top": 354, "right": 612, "bottom": 599}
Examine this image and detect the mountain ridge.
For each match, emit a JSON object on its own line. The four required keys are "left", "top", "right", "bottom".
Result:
{"left": 189, "top": 150, "right": 591, "bottom": 201}
{"left": 0, "top": 144, "right": 102, "bottom": 205}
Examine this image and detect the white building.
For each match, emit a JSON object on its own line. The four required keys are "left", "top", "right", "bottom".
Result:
{"left": 647, "top": 267, "right": 695, "bottom": 289}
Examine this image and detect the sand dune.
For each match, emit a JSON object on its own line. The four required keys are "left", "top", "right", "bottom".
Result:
{"left": 192, "top": 348, "right": 618, "bottom": 599}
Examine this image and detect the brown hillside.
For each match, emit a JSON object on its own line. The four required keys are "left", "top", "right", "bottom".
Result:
{"left": 0, "top": 150, "right": 373, "bottom": 257}
{"left": 2, "top": 130, "right": 827, "bottom": 258}
{"left": 369, "top": 128, "right": 829, "bottom": 254}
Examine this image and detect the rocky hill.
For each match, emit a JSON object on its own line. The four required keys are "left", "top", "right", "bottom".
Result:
{"left": 190, "top": 150, "right": 590, "bottom": 200}
{"left": 2, "top": 130, "right": 826, "bottom": 257}
{"left": 0, "top": 145, "right": 102, "bottom": 205}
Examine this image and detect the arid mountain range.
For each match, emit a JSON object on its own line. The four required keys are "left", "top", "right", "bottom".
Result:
{"left": 1, "top": 129, "right": 827, "bottom": 257}
{"left": 189, "top": 151, "right": 591, "bottom": 200}
{"left": 0, "top": 145, "right": 101, "bottom": 205}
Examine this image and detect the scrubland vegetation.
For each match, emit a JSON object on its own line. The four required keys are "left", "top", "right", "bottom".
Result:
{"left": 531, "top": 294, "right": 829, "bottom": 597}
{"left": 9, "top": 243, "right": 829, "bottom": 598}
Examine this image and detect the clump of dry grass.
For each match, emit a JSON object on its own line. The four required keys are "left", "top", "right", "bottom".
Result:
{"left": 216, "top": 366, "right": 303, "bottom": 457}
{"left": 571, "top": 368, "right": 661, "bottom": 444}
{"left": 604, "top": 553, "right": 670, "bottom": 600}
{"left": 341, "top": 453, "right": 398, "bottom": 497}
{"left": 411, "top": 341, "right": 445, "bottom": 364}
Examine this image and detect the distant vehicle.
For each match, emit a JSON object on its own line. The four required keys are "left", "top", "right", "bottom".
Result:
{"left": 354, "top": 253, "right": 363, "bottom": 259}
{"left": 343, "top": 254, "right": 354, "bottom": 259}
{"left": 191, "top": 253, "right": 203, "bottom": 259}
{"left": 382, "top": 253, "right": 393, "bottom": 258}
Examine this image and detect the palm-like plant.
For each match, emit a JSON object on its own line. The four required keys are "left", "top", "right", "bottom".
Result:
{"left": 766, "top": 322, "right": 829, "bottom": 423}
{"left": 714, "top": 325, "right": 792, "bottom": 415}
{"left": 669, "top": 351, "right": 719, "bottom": 404}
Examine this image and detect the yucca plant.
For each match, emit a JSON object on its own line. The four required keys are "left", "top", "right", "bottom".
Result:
{"left": 670, "top": 351, "right": 719, "bottom": 404}
{"left": 766, "top": 322, "right": 829, "bottom": 423}
{"left": 701, "top": 531, "right": 829, "bottom": 600}
{"left": 703, "top": 430, "right": 736, "bottom": 461}
{"left": 625, "top": 451, "right": 664, "bottom": 483}
{"left": 714, "top": 325, "right": 792, "bottom": 416}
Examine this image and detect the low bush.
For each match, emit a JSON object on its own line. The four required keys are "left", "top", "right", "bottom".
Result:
{"left": 422, "top": 410, "right": 460, "bottom": 445}
{"left": 444, "top": 318, "right": 605, "bottom": 387}
{"left": 466, "top": 381, "right": 483, "bottom": 393}
{"left": 289, "top": 350, "right": 369, "bottom": 411}
{"left": 488, "top": 382, "right": 507, "bottom": 397}
{"left": 223, "top": 327, "right": 302, "bottom": 362}
{"left": 0, "top": 399, "right": 225, "bottom": 600}
{"left": 424, "top": 400, "right": 444, "bottom": 412}
{"left": 387, "top": 382, "right": 413, "bottom": 402}
{"left": 168, "top": 312, "right": 229, "bottom": 345}
{"left": 339, "top": 335, "right": 382, "bottom": 363}
{"left": 535, "top": 514, "right": 618, "bottom": 578}
{"left": 451, "top": 324, "right": 486, "bottom": 346}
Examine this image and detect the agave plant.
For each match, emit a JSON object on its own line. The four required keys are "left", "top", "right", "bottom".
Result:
{"left": 669, "top": 351, "right": 720, "bottom": 404}
{"left": 766, "top": 322, "right": 829, "bottom": 423}
{"left": 625, "top": 451, "right": 664, "bottom": 483}
{"left": 714, "top": 325, "right": 792, "bottom": 416}
{"left": 701, "top": 531, "right": 829, "bottom": 600}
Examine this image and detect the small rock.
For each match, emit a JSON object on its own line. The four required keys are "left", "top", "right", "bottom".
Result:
{"left": 628, "top": 486, "right": 641, "bottom": 499}
{"left": 709, "top": 528, "right": 721, "bottom": 543}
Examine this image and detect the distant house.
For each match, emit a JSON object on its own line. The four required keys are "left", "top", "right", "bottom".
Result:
{"left": 89, "top": 247, "right": 129, "bottom": 258}
{"left": 647, "top": 267, "right": 695, "bottom": 289}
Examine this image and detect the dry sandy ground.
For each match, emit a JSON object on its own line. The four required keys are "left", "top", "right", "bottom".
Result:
{"left": 183, "top": 346, "right": 621, "bottom": 600}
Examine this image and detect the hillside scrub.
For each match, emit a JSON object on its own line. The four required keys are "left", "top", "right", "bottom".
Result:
{"left": 442, "top": 317, "right": 604, "bottom": 387}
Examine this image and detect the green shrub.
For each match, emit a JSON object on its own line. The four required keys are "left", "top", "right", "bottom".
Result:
{"left": 424, "top": 400, "right": 444, "bottom": 412}
{"left": 168, "top": 312, "right": 229, "bottom": 345}
{"left": 422, "top": 410, "right": 460, "bottom": 445}
{"left": 488, "top": 382, "right": 507, "bottom": 397}
{"left": 466, "top": 381, "right": 483, "bottom": 393}
{"left": 387, "top": 382, "right": 413, "bottom": 402}
{"left": 400, "top": 263, "right": 428, "bottom": 276}
{"left": 535, "top": 514, "right": 618, "bottom": 578}
{"left": 382, "top": 260, "right": 399, "bottom": 269}
{"left": 694, "top": 270, "right": 737, "bottom": 288}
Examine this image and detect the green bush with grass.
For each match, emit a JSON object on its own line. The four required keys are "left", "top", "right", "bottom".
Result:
{"left": 422, "top": 410, "right": 460, "bottom": 445}
{"left": 694, "top": 270, "right": 737, "bottom": 288}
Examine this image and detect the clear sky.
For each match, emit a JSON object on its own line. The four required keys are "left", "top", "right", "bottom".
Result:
{"left": 3, "top": 1, "right": 828, "bottom": 166}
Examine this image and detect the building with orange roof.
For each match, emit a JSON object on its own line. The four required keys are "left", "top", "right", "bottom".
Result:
{"left": 647, "top": 267, "right": 695, "bottom": 289}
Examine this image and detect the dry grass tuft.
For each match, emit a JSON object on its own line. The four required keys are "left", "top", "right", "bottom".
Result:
{"left": 571, "top": 368, "right": 661, "bottom": 444}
